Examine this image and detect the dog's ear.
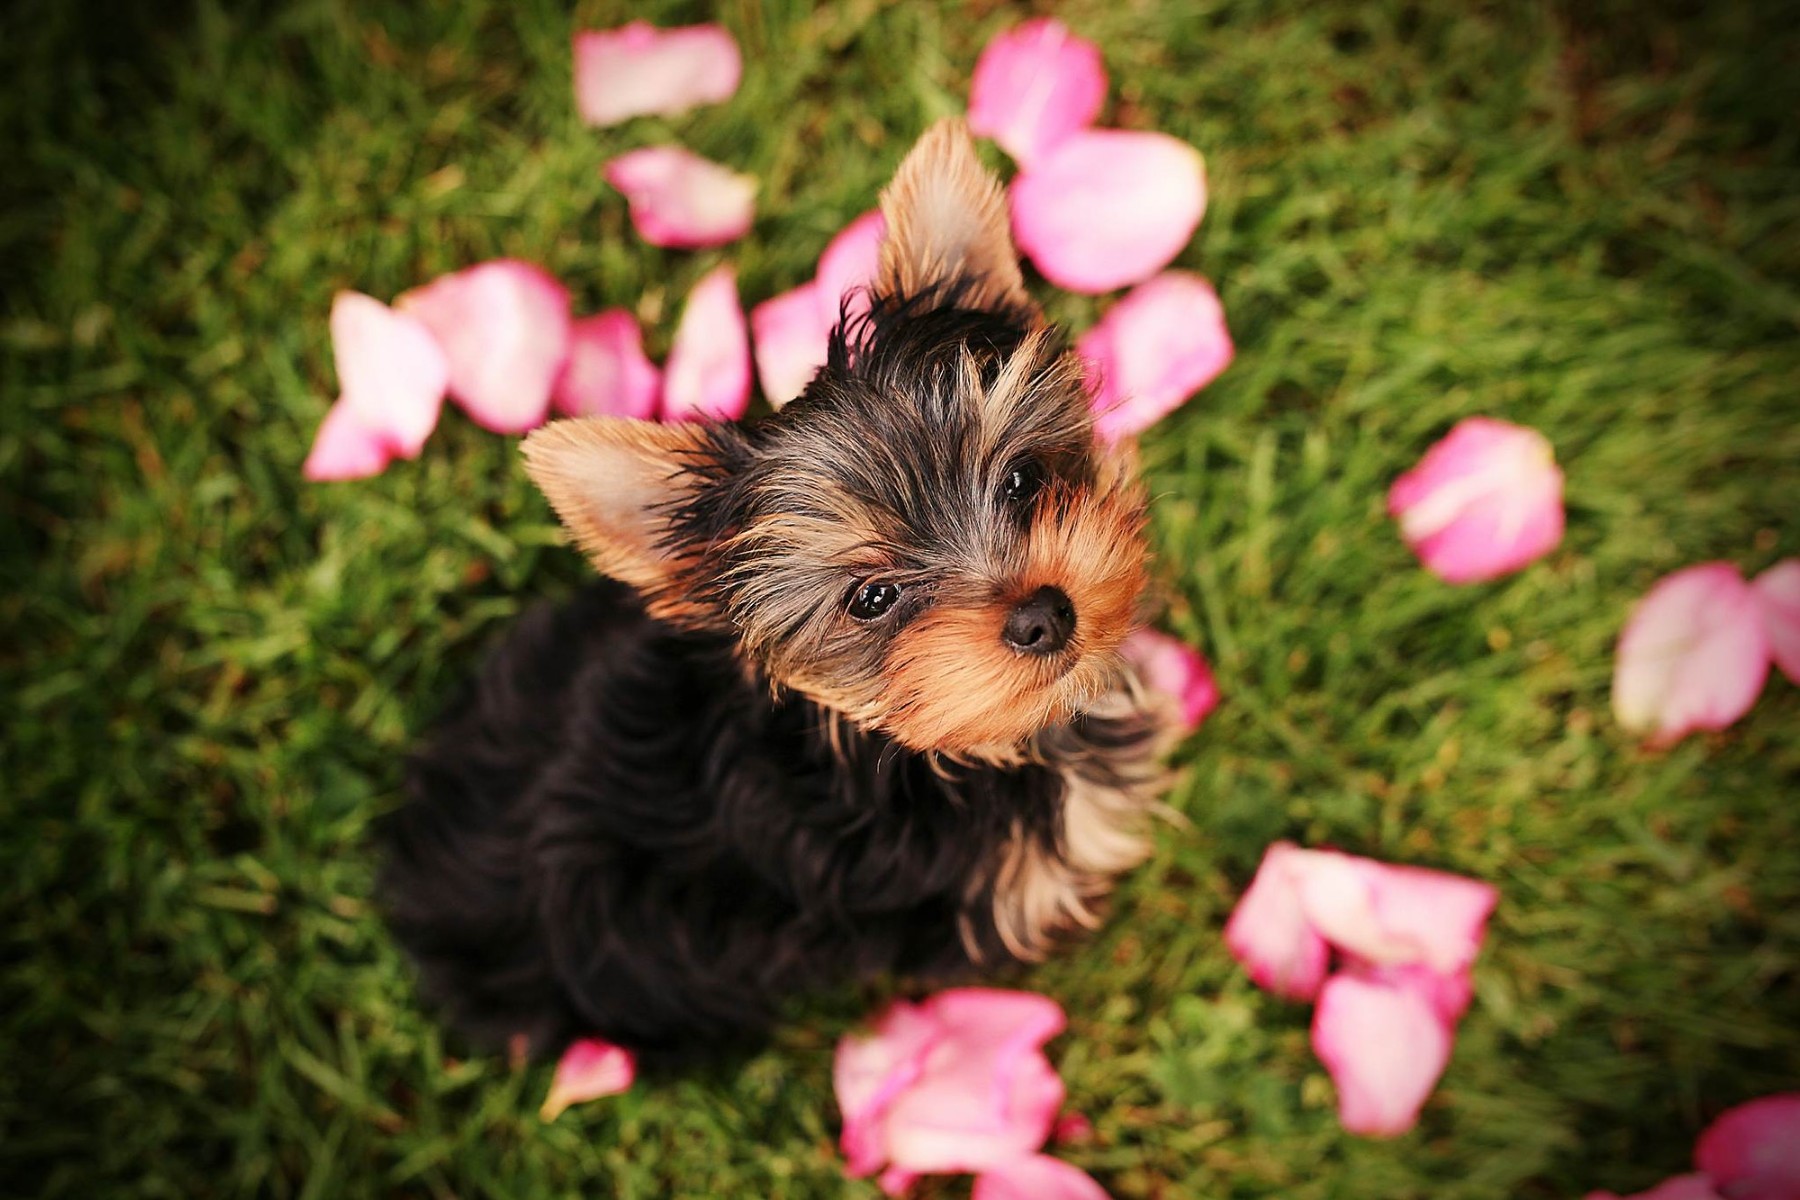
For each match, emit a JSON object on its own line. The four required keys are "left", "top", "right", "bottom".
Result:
{"left": 521, "top": 417, "right": 713, "bottom": 616}
{"left": 878, "top": 118, "right": 1033, "bottom": 314}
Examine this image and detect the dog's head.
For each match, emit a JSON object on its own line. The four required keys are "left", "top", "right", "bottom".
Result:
{"left": 525, "top": 120, "right": 1150, "bottom": 754}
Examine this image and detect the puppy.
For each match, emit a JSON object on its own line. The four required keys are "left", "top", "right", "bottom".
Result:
{"left": 379, "top": 120, "right": 1172, "bottom": 1067}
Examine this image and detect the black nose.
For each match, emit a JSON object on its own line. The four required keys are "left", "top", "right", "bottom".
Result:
{"left": 1002, "top": 586, "right": 1076, "bottom": 655}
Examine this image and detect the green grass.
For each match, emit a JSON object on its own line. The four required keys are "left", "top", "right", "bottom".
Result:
{"left": 4, "top": 0, "right": 1798, "bottom": 1196}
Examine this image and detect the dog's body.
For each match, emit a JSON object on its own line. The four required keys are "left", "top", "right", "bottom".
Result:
{"left": 379, "top": 121, "right": 1172, "bottom": 1063}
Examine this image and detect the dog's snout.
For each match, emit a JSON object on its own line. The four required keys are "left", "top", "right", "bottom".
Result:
{"left": 1002, "top": 586, "right": 1076, "bottom": 655}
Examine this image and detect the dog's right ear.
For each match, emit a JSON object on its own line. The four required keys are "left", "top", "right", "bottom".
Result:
{"left": 878, "top": 118, "right": 1034, "bottom": 315}
{"left": 521, "top": 417, "right": 714, "bottom": 617}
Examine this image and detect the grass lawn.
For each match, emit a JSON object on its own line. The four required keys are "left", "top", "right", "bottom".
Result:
{"left": 4, "top": 0, "right": 1798, "bottom": 1196}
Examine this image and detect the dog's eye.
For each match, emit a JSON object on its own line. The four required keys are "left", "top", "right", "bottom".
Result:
{"left": 1000, "top": 460, "right": 1044, "bottom": 507}
{"left": 847, "top": 581, "right": 902, "bottom": 622}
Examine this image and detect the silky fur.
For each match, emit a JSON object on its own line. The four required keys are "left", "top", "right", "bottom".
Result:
{"left": 379, "top": 120, "right": 1170, "bottom": 1064}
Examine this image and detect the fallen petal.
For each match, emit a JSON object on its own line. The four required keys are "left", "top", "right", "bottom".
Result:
{"left": 1612, "top": 563, "right": 1772, "bottom": 746}
{"left": 1752, "top": 560, "right": 1800, "bottom": 686}
{"left": 1694, "top": 1093, "right": 1800, "bottom": 1200}
{"left": 539, "top": 1037, "right": 637, "bottom": 1121}
{"left": 1010, "top": 130, "right": 1206, "bottom": 293}
{"left": 1287, "top": 849, "right": 1499, "bottom": 980}
{"left": 1077, "top": 272, "right": 1233, "bottom": 441}
{"left": 1312, "top": 971, "right": 1453, "bottom": 1137}
{"left": 1223, "top": 842, "right": 1330, "bottom": 1002}
{"left": 554, "top": 310, "right": 661, "bottom": 420}
{"left": 573, "top": 21, "right": 742, "bottom": 127}
{"left": 750, "top": 282, "right": 832, "bottom": 408}
{"left": 968, "top": 19, "right": 1107, "bottom": 166}
{"left": 329, "top": 290, "right": 448, "bottom": 457}
{"left": 878, "top": 988, "right": 1067, "bottom": 1174}
{"left": 1119, "top": 627, "right": 1220, "bottom": 732}
{"left": 973, "top": 1153, "right": 1110, "bottom": 1200}
{"left": 834, "top": 999, "right": 944, "bottom": 1177}
{"left": 397, "top": 260, "right": 571, "bottom": 434}
{"left": 603, "top": 146, "right": 756, "bottom": 250}
{"left": 1387, "top": 417, "right": 1565, "bottom": 584}
{"left": 815, "top": 210, "right": 886, "bottom": 328}
{"left": 663, "top": 264, "right": 752, "bottom": 422}
{"left": 303, "top": 401, "right": 393, "bottom": 481}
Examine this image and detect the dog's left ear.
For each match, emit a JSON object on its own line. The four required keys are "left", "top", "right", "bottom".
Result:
{"left": 878, "top": 118, "right": 1034, "bottom": 315}
{"left": 521, "top": 417, "right": 715, "bottom": 619}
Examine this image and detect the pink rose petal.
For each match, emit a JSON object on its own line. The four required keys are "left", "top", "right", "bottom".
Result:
{"left": 573, "top": 21, "right": 742, "bottom": 127}
{"left": 878, "top": 989, "right": 1067, "bottom": 1174}
{"left": 303, "top": 401, "right": 393, "bottom": 482}
{"left": 973, "top": 1154, "right": 1110, "bottom": 1200}
{"left": 1285, "top": 849, "right": 1499, "bottom": 980}
{"left": 1585, "top": 1176, "right": 1727, "bottom": 1200}
{"left": 1078, "top": 272, "right": 1233, "bottom": 441}
{"left": 1695, "top": 1093, "right": 1800, "bottom": 1200}
{"left": 751, "top": 282, "right": 832, "bottom": 409}
{"left": 835, "top": 1000, "right": 943, "bottom": 1177}
{"left": 1010, "top": 130, "right": 1206, "bottom": 293}
{"left": 663, "top": 264, "right": 751, "bottom": 422}
{"left": 397, "top": 260, "right": 571, "bottom": 434}
{"left": 329, "top": 290, "right": 448, "bottom": 457}
{"left": 1387, "top": 417, "right": 1565, "bottom": 584}
{"left": 815, "top": 210, "right": 886, "bottom": 327}
{"left": 968, "top": 19, "right": 1107, "bottom": 166}
{"left": 1120, "top": 627, "right": 1221, "bottom": 732}
{"left": 1223, "top": 842, "right": 1331, "bottom": 1002}
{"left": 1753, "top": 560, "right": 1800, "bottom": 687}
{"left": 1312, "top": 970, "right": 1453, "bottom": 1137}
{"left": 538, "top": 1037, "right": 637, "bottom": 1121}
{"left": 603, "top": 146, "right": 756, "bottom": 250}
{"left": 553, "top": 310, "right": 661, "bottom": 420}
{"left": 1612, "top": 562, "right": 1772, "bottom": 746}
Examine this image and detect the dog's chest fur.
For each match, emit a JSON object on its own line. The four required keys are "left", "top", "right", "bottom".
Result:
{"left": 380, "top": 579, "right": 1162, "bottom": 1062}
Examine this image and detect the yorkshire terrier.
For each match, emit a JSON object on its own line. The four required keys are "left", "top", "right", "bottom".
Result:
{"left": 379, "top": 120, "right": 1175, "bottom": 1067}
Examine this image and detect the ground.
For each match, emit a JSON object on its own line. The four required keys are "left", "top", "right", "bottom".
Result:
{"left": 3, "top": 0, "right": 1798, "bottom": 1197}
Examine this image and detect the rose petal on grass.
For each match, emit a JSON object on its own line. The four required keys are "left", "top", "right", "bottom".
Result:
{"left": 1222, "top": 842, "right": 1331, "bottom": 1001}
{"left": 1694, "top": 1093, "right": 1800, "bottom": 1200}
{"left": 968, "top": 18, "right": 1107, "bottom": 166}
{"left": 816, "top": 209, "right": 886, "bottom": 326}
{"left": 1010, "top": 130, "right": 1206, "bottom": 293}
{"left": 663, "top": 264, "right": 751, "bottom": 422}
{"left": 972, "top": 1153, "right": 1110, "bottom": 1200}
{"left": 1387, "top": 417, "right": 1565, "bottom": 584}
{"left": 603, "top": 146, "right": 756, "bottom": 249}
{"left": 750, "top": 282, "right": 831, "bottom": 408}
{"left": 877, "top": 989, "right": 1067, "bottom": 1174}
{"left": 1286, "top": 849, "right": 1499, "bottom": 979}
{"left": 1312, "top": 970, "right": 1453, "bottom": 1137}
{"left": 573, "top": 21, "right": 742, "bottom": 127}
{"left": 329, "top": 290, "right": 448, "bottom": 457}
{"left": 553, "top": 310, "right": 661, "bottom": 420}
{"left": 539, "top": 1037, "right": 637, "bottom": 1121}
{"left": 1752, "top": 560, "right": 1800, "bottom": 686}
{"left": 397, "top": 260, "right": 571, "bottom": 434}
{"left": 1120, "top": 627, "right": 1220, "bottom": 732}
{"left": 303, "top": 401, "right": 394, "bottom": 481}
{"left": 1612, "top": 562, "right": 1772, "bottom": 746}
{"left": 1078, "top": 271, "right": 1233, "bottom": 440}
{"left": 834, "top": 1000, "right": 943, "bottom": 1177}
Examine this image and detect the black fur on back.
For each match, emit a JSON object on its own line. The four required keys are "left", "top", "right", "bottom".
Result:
{"left": 378, "top": 578, "right": 1089, "bottom": 1066}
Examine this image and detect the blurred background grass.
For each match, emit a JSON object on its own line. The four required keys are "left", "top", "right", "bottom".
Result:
{"left": 3, "top": 0, "right": 1798, "bottom": 1196}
